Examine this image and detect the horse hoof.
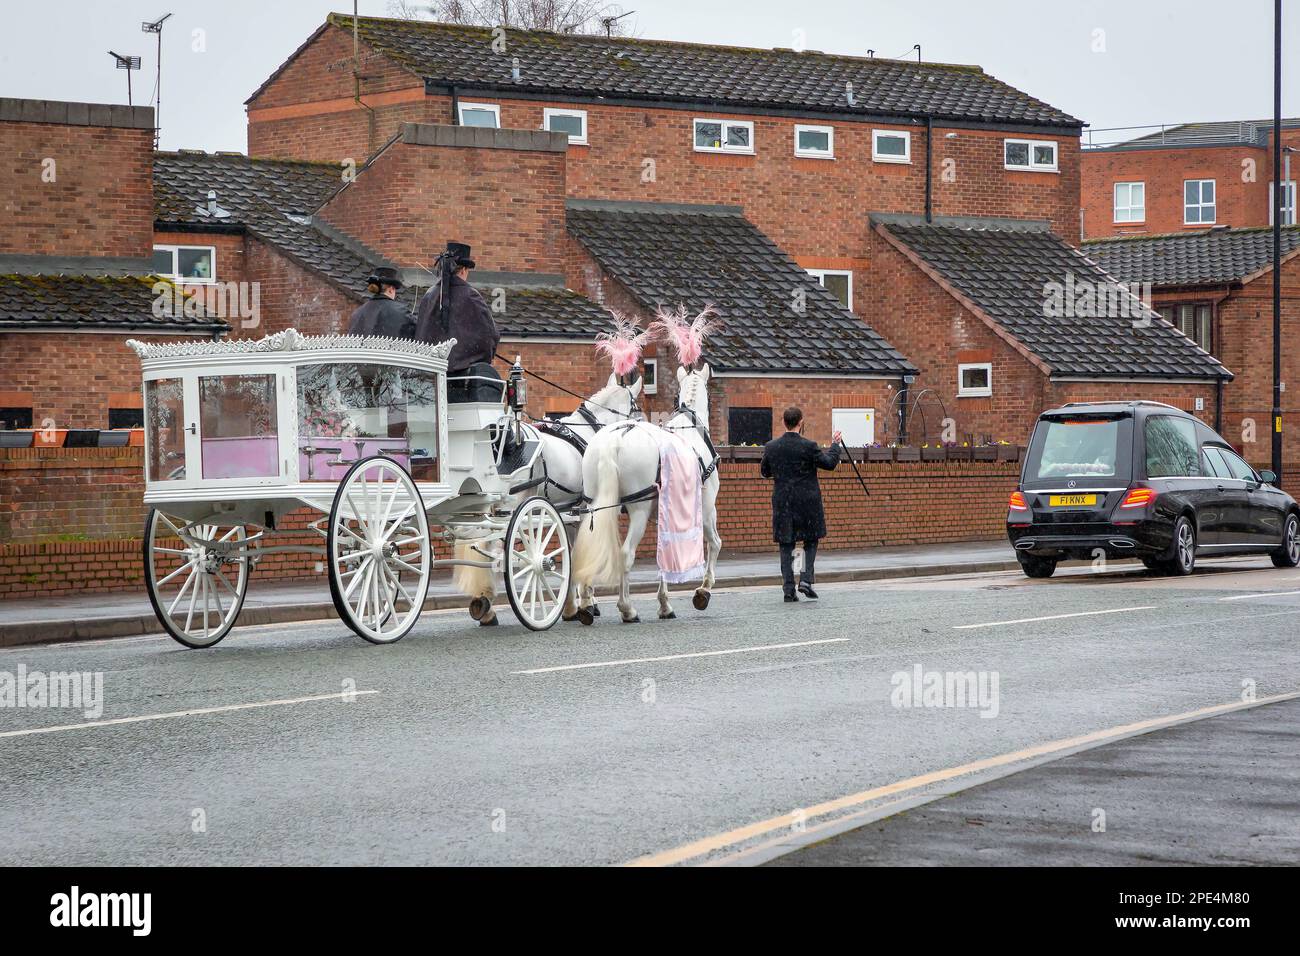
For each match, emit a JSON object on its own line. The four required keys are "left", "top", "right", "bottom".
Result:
{"left": 468, "top": 597, "right": 490, "bottom": 621}
{"left": 577, "top": 609, "right": 595, "bottom": 627}
{"left": 692, "top": 590, "right": 710, "bottom": 610}
{"left": 590, "top": 605, "right": 601, "bottom": 618}
{"left": 621, "top": 615, "right": 640, "bottom": 624}
{"left": 479, "top": 615, "right": 498, "bottom": 628}
{"left": 659, "top": 611, "right": 676, "bottom": 620}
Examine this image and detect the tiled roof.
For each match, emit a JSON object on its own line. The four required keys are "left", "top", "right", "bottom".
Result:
{"left": 153, "top": 150, "right": 611, "bottom": 339}
{"left": 154, "top": 151, "right": 341, "bottom": 226}
{"left": 252, "top": 15, "right": 1081, "bottom": 129}
{"left": 567, "top": 200, "right": 914, "bottom": 375}
{"left": 875, "top": 216, "right": 1231, "bottom": 380}
{"left": 0, "top": 274, "right": 226, "bottom": 332}
{"left": 1083, "top": 226, "right": 1300, "bottom": 288}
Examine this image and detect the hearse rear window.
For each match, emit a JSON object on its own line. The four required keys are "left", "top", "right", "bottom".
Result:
{"left": 1031, "top": 418, "right": 1120, "bottom": 479}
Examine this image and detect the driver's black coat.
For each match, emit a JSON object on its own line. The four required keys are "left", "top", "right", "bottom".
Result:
{"left": 760, "top": 431, "right": 841, "bottom": 543}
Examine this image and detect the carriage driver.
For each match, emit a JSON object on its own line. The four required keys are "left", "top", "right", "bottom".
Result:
{"left": 347, "top": 267, "right": 414, "bottom": 338}
{"left": 415, "top": 241, "right": 501, "bottom": 380}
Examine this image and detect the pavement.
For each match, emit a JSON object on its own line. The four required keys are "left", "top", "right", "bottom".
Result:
{"left": 0, "top": 539, "right": 1023, "bottom": 646}
{"left": 766, "top": 696, "right": 1300, "bottom": 866}
{"left": 1, "top": 552, "right": 1297, "bottom": 865}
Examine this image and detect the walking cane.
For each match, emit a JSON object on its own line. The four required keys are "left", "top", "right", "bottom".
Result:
{"left": 839, "top": 440, "right": 871, "bottom": 496}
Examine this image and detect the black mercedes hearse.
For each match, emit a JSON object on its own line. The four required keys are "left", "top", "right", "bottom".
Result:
{"left": 1007, "top": 401, "right": 1300, "bottom": 577}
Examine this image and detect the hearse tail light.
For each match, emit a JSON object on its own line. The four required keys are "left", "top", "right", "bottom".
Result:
{"left": 1120, "top": 487, "right": 1156, "bottom": 509}
{"left": 1008, "top": 491, "right": 1028, "bottom": 512}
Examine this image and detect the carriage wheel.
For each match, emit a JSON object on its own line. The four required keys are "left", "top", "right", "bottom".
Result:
{"left": 504, "top": 496, "right": 571, "bottom": 631}
{"left": 143, "top": 509, "right": 250, "bottom": 649}
{"left": 327, "top": 455, "right": 430, "bottom": 645}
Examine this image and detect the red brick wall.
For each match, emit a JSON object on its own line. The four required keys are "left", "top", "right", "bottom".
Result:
{"left": 0, "top": 120, "right": 153, "bottom": 258}
{"left": 317, "top": 134, "right": 567, "bottom": 273}
{"left": 1216, "top": 260, "right": 1300, "bottom": 471}
{"left": 245, "top": 24, "right": 429, "bottom": 161}
{"left": 1082, "top": 129, "right": 1300, "bottom": 239}
{"left": 0, "top": 331, "right": 206, "bottom": 431}
{"left": 0, "top": 445, "right": 1022, "bottom": 596}
{"left": 244, "top": 238, "right": 360, "bottom": 337}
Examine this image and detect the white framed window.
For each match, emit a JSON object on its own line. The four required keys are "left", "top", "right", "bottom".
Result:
{"left": 1270, "top": 180, "right": 1296, "bottom": 226}
{"left": 693, "top": 118, "right": 754, "bottom": 154}
{"left": 543, "top": 107, "right": 587, "bottom": 144}
{"left": 1004, "top": 138, "right": 1058, "bottom": 172}
{"left": 1184, "top": 179, "right": 1216, "bottom": 224}
{"left": 806, "top": 269, "right": 853, "bottom": 309}
{"left": 151, "top": 245, "right": 216, "bottom": 283}
{"left": 872, "top": 129, "right": 911, "bottom": 164}
{"left": 957, "top": 362, "right": 992, "bottom": 398}
{"left": 458, "top": 102, "right": 500, "bottom": 128}
{"left": 642, "top": 357, "right": 658, "bottom": 394}
{"left": 1113, "top": 182, "right": 1145, "bottom": 223}
{"left": 794, "top": 124, "right": 833, "bottom": 159}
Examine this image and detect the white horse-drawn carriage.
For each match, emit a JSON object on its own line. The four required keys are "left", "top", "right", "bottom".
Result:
{"left": 129, "top": 329, "right": 581, "bottom": 647}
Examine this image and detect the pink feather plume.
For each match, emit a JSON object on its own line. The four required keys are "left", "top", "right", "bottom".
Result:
{"left": 649, "top": 304, "right": 721, "bottom": 369}
{"left": 593, "top": 312, "right": 650, "bottom": 378}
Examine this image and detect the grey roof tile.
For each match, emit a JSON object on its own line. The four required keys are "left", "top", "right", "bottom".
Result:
{"left": 568, "top": 200, "right": 914, "bottom": 375}
{"left": 255, "top": 15, "right": 1081, "bottom": 129}
{"left": 879, "top": 218, "right": 1231, "bottom": 380}
{"left": 1084, "top": 226, "right": 1300, "bottom": 288}
{"left": 0, "top": 274, "right": 226, "bottom": 332}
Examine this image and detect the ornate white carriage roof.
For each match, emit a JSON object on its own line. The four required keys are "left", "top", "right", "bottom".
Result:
{"left": 126, "top": 328, "right": 456, "bottom": 361}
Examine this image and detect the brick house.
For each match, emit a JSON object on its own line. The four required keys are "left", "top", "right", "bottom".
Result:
{"left": 1085, "top": 225, "right": 1300, "bottom": 475}
{"left": 864, "top": 214, "right": 1231, "bottom": 443}
{"left": 1082, "top": 118, "right": 1300, "bottom": 240}
{"left": 0, "top": 99, "right": 224, "bottom": 435}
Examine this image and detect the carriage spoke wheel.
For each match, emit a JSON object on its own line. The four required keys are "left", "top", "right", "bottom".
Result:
{"left": 144, "top": 510, "right": 249, "bottom": 649}
{"left": 327, "top": 455, "right": 430, "bottom": 644}
{"left": 504, "top": 497, "right": 571, "bottom": 632}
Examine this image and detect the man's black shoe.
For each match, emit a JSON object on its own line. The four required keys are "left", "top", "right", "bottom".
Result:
{"left": 798, "top": 585, "right": 819, "bottom": 600}
{"left": 784, "top": 593, "right": 799, "bottom": 603}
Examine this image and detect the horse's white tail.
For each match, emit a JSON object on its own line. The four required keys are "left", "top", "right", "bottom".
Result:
{"left": 452, "top": 539, "right": 496, "bottom": 598}
{"left": 573, "top": 440, "right": 624, "bottom": 589}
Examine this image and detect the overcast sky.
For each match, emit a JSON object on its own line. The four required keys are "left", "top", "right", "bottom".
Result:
{"left": 1, "top": 0, "right": 1295, "bottom": 152}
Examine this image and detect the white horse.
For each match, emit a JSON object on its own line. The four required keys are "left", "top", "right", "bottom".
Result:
{"left": 457, "top": 373, "right": 643, "bottom": 626}
{"left": 571, "top": 363, "right": 722, "bottom": 623}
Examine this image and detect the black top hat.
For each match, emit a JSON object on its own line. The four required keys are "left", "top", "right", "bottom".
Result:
{"left": 366, "top": 266, "right": 404, "bottom": 289}
{"left": 445, "top": 241, "right": 476, "bottom": 270}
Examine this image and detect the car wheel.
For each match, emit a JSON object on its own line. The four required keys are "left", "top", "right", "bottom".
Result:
{"left": 1271, "top": 512, "right": 1300, "bottom": 568}
{"left": 1018, "top": 554, "right": 1057, "bottom": 579}
{"left": 1168, "top": 516, "right": 1196, "bottom": 576}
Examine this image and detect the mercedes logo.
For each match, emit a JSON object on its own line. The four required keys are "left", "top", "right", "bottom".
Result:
{"left": 1067, "top": 480, "right": 1076, "bottom": 488}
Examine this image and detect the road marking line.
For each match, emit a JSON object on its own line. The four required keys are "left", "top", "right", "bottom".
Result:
{"left": 512, "top": 638, "right": 851, "bottom": 675}
{"left": 1219, "top": 589, "right": 1300, "bottom": 601}
{"left": 624, "top": 689, "right": 1300, "bottom": 867}
{"left": 953, "top": 605, "right": 1158, "bottom": 629}
{"left": 0, "top": 690, "right": 378, "bottom": 740}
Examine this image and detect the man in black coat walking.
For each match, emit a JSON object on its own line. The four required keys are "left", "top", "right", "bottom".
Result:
{"left": 347, "top": 267, "right": 413, "bottom": 338}
{"left": 760, "top": 406, "right": 842, "bottom": 602}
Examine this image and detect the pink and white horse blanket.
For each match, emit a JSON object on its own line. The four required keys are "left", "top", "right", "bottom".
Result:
{"left": 653, "top": 428, "right": 705, "bottom": 583}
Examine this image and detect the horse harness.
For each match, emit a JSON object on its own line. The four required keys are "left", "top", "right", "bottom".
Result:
{"left": 516, "top": 392, "right": 638, "bottom": 507}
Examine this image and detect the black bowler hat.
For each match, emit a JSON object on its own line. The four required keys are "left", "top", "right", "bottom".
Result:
{"left": 366, "top": 266, "right": 405, "bottom": 289}
{"left": 445, "top": 241, "right": 476, "bottom": 270}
